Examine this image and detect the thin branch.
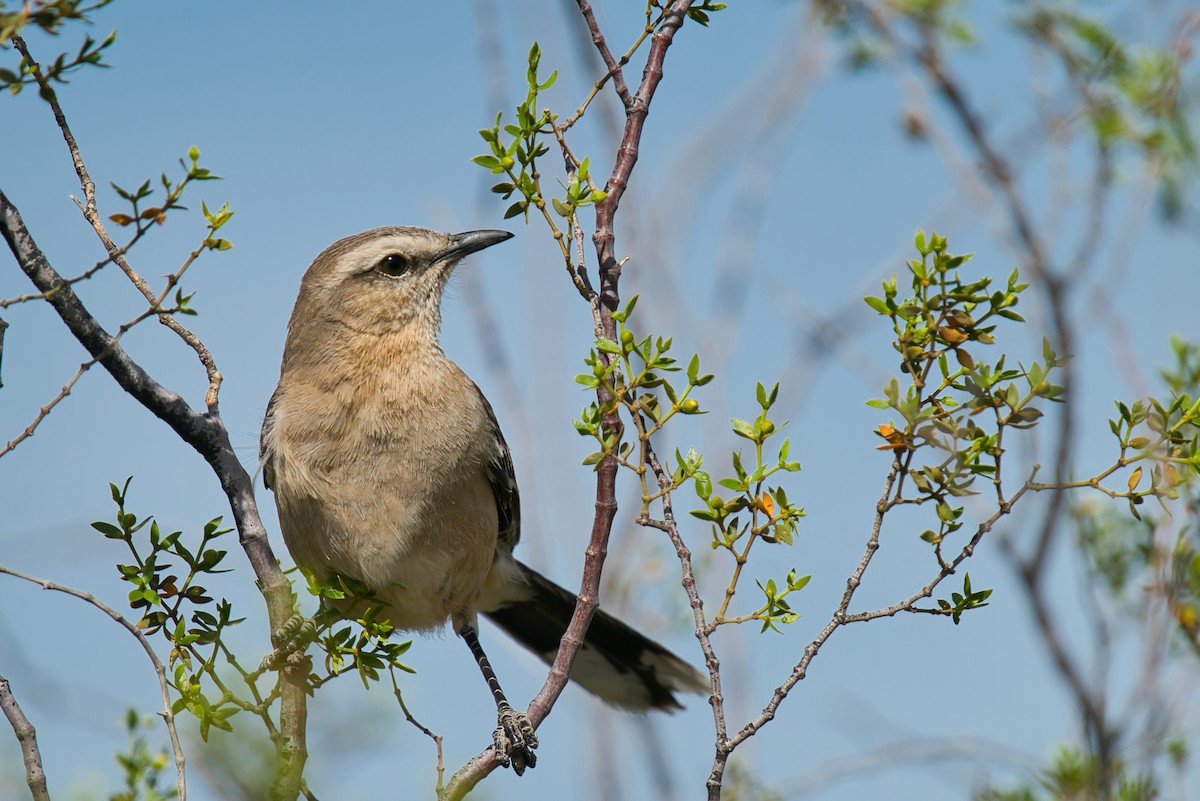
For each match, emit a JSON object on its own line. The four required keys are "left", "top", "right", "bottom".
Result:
{"left": 0, "top": 185, "right": 304, "bottom": 799}
{"left": 687, "top": 461, "right": 1035, "bottom": 799}
{"left": 0, "top": 298, "right": 170, "bottom": 458}
{"left": 591, "top": 0, "right": 693, "bottom": 306}
{"left": 638, "top": 445, "right": 725, "bottom": 789}
{"left": 897, "top": 21, "right": 1078, "bottom": 583}
{"left": 1, "top": 352, "right": 94, "bottom": 458}
{"left": 0, "top": 564, "right": 186, "bottom": 800}
{"left": 720, "top": 457, "right": 902, "bottom": 755}
{"left": 393, "top": 684, "right": 444, "bottom": 795}
{"left": 573, "top": 0, "right": 634, "bottom": 110}
{"left": 10, "top": 36, "right": 223, "bottom": 411}
{"left": 997, "top": 531, "right": 1114, "bottom": 774}
{"left": 0, "top": 222, "right": 154, "bottom": 309}
{"left": 0, "top": 672, "right": 51, "bottom": 801}
{"left": 844, "top": 469, "right": 1037, "bottom": 623}
{"left": 439, "top": 4, "right": 696, "bottom": 797}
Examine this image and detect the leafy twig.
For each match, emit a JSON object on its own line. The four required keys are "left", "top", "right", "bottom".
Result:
{"left": 0, "top": 563, "right": 187, "bottom": 800}
{"left": 10, "top": 35, "right": 224, "bottom": 411}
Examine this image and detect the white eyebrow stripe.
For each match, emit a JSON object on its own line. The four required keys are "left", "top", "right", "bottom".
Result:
{"left": 334, "top": 235, "right": 434, "bottom": 276}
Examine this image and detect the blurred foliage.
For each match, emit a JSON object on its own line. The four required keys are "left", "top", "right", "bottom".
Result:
{"left": 109, "top": 709, "right": 173, "bottom": 801}
{"left": 0, "top": 0, "right": 115, "bottom": 93}
{"left": 975, "top": 742, "right": 1184, "bottom": 801}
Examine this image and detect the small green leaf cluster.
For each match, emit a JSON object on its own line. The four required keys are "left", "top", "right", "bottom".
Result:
{"left": 305, "top": 572, "right": 415, "bottom": 691}
{"left": 571, "top": 296, "right": 809, "bottom": 637}
{"left": 1084, "top": 337, "right": 1200, "bottom": 528}
{"left": 0, "top": 0, "right": 112, "bottom": 39}
{"left": 866, "top": 231, "right": 1065, "bottom": 563}
{"left": 201, "top": 199, "right": 234, "bottom": 251}
{"left": 574, "top": 295, "right": 713, "bottom": 470}
{"left": 474, "top": 42, "right": 558, "bottom": 220}
{"left": 753, "top": 570, "right": 811, "bottom": 633}
{"left": 571, "top": 298, "right": 809, "bottom": 635}
{"left": 550, "top": 156, "right": 607, "bottom": 221}
{"left": 110, "top": 708, "right": 174, "bottom": 801}
{"left": 93, "top": 479, "right": 233, "bottom": 638}
{"left": 1069, "top": 337, "right": 1200, "bottom": 652}
{"left": 94, "top": 479, "right": 250, "bottom": 741}
{"left": 687, "top": 383, "right": 808, "bottom": 632}
{"left": 866, "top": 230, "right": 1025, "bottom": 377}
{"left": 975, "top": 743, "right": 1163, "bottom": 801}
{"left": 934, "top": 572, "right": 992, "bottom": 625}
{"left": 690, "top": 384, "right": 802, "bottom": 541}
{"left": 0, "top": 23, "right": 115, "bottom": 94}
{"left": 109, "top": 146, "right": 223, "bottom": 232}
{"left": 685, "top": 1, "right": 728, "bottom": 28}
{"left": 1108, "top": 393, "right": 1199, "bottom": 520}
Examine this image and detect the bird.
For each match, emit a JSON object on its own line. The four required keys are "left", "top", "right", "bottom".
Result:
{"left": 259, "top": 226, "right": 707, "bottom": 773}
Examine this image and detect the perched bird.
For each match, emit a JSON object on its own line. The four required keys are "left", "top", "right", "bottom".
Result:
{"left": 260, "top": 226, "right": 706, "bottom": 773}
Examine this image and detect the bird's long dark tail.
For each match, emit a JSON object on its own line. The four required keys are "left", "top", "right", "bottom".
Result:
{"left": 482, "top": 560, "right": 708, "bottom": 711}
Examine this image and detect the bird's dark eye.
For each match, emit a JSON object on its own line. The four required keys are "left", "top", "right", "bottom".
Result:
{"left": 376, "top": 253, "right": 410, "bottom": 277}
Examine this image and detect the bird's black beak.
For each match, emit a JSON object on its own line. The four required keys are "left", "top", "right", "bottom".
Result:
{"left": 438, "top": 229, "right": 514, "bottom": 263}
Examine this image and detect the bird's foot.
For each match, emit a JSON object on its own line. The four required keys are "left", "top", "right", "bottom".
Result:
{"left": 259, "top": 613, "right": 317, "bottom": 673}
{"left": 491, "top": 702, "right": 538, "bottom": 775}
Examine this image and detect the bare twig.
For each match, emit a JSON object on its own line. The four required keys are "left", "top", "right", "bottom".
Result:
{"left": 0, "top": 223, "right": 153, "bottom": 309}
{"left": 572, "top": 0, "right": 634, "bottom": 111}
{"left": 843, "top": 471, "right": 1037, "bottom": 624}
{"left": 393, "top": 684, "right": 444, "bottom": 794}
{"left": 638, "top": 445, "right": 725, "bottom": 767}
{"left": 1, "top": 354, "right": 94, "bottom": 458}
{"left": 0, "top": 564, "right": 186, "bottom": 800}
{"left": 0, "top": 672, "right": 51, "bottom": 801}
{"left": 0, "top": 298, "right": 171, "bottom": 458}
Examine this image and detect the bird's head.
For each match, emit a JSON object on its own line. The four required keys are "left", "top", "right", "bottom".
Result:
{"left": 283, "top": 226, "right": 512, "bottom": 361}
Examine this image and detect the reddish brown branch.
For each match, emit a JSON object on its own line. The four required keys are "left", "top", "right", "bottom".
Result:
{"left": 592, "top": 0, "right": 694, "bottom": 320}
{"left": 575, "top": 0, "right": 633, "bottom": 107}
{"left": 440, "top": 4, "right": 696, "bottom": 797}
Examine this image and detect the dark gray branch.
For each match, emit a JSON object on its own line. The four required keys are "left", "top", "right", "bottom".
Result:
{"left": 0, "top": 186, "right": 306, "bottom": 800}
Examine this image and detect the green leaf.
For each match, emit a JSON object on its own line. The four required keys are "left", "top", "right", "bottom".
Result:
{"left": 731, "top": 418, "right": 756, "bottom": 440}
{"left": 92, "top": 521, "right": 125, "bottom": 539}
{"left": 864, "top": 295, "right": 890, "bottom": 315}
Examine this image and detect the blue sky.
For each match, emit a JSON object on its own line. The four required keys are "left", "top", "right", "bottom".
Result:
{"left": 2, "top": 2, "right": 1198, "bottom": 799}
